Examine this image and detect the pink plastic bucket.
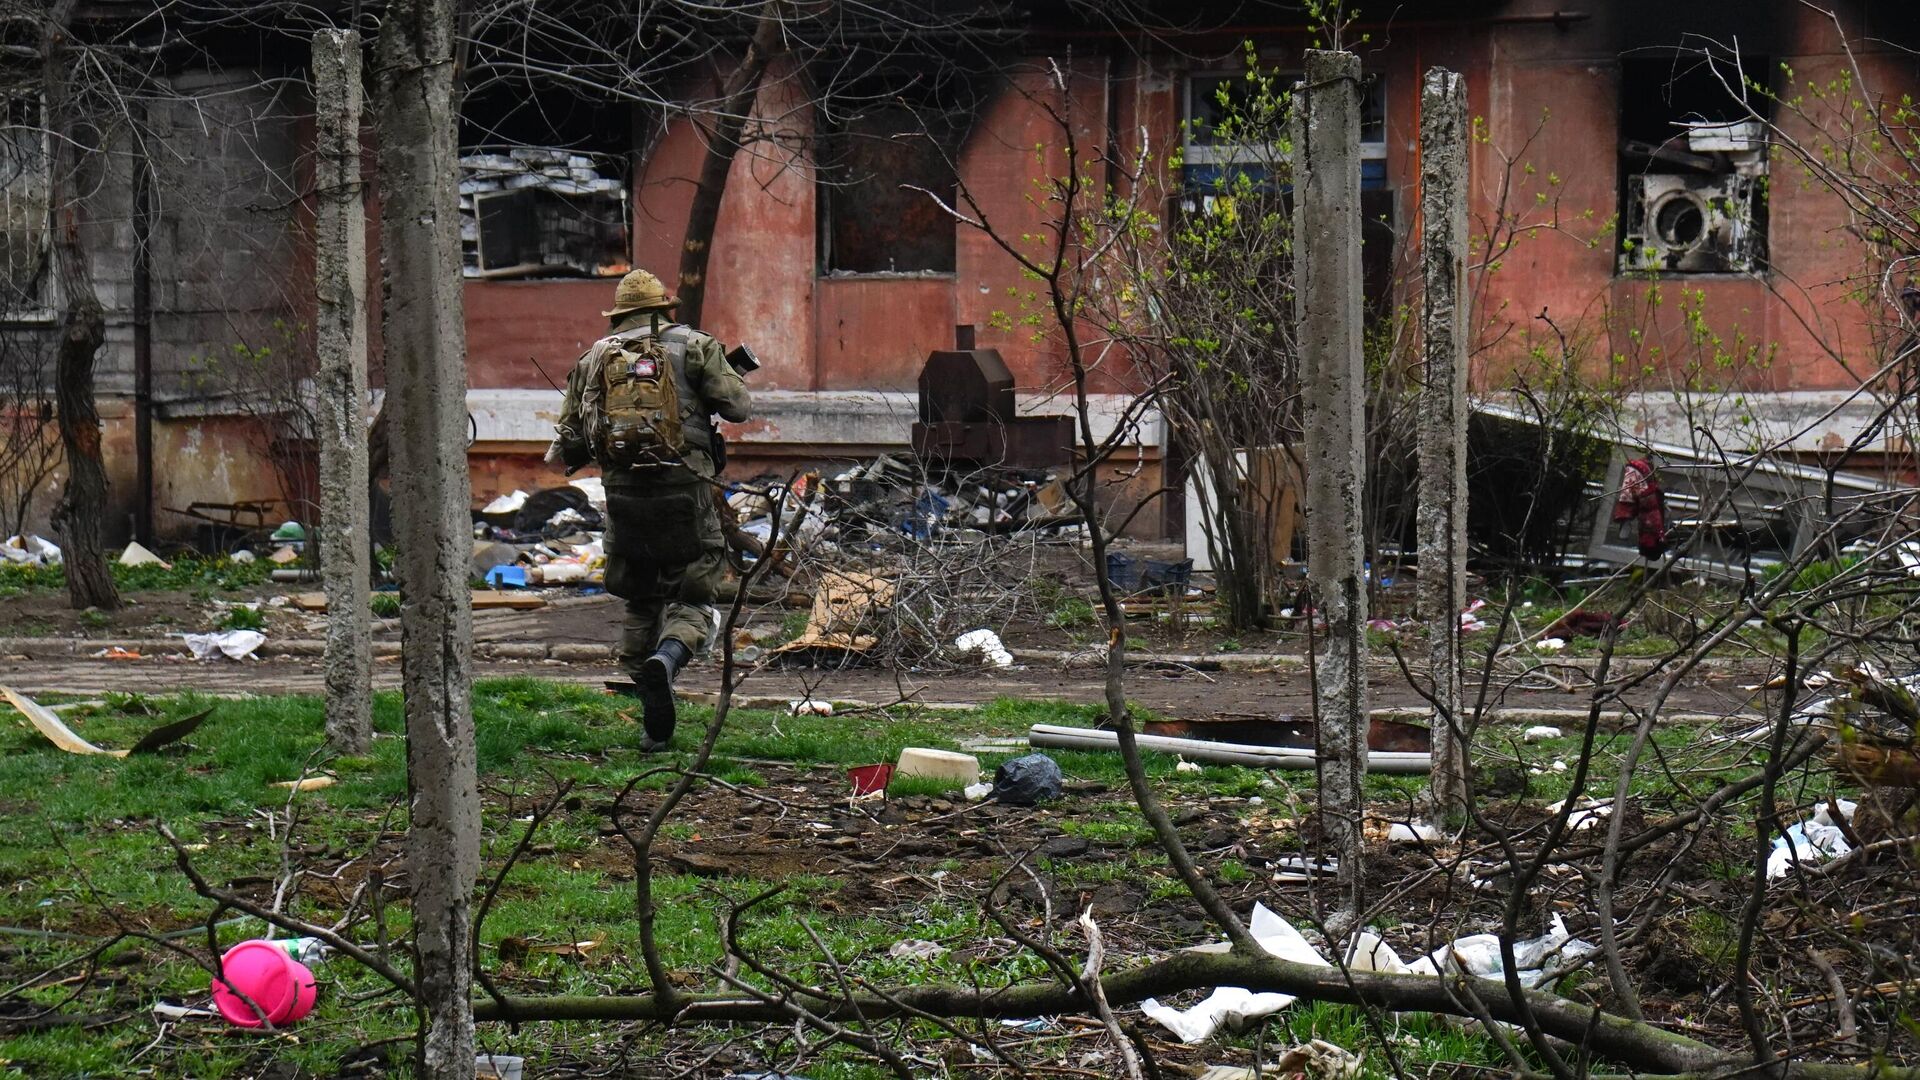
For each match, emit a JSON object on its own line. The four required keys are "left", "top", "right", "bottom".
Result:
{"left": 847, "top": 762, "right": 894, "bottom": 796}
{"left": 210, "top": 939, "right": 318, "bottom": 1028}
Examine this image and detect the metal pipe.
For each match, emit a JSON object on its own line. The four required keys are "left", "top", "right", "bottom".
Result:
{"left": 1026, "top": 724, "right": 1432, "bottom": 774}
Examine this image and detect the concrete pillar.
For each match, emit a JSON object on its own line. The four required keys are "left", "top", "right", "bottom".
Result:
{"left": 312, "top": 29, "right": 372, "bottom": 756}
{"left": 1419, "top": 68, "right": 1472, "bottom": 817}
{"left": 375, "top": 1, "right": 479, "bottom": 1074}
{"left": 1292, "top": 49, "right": 1368, "bottom": 923}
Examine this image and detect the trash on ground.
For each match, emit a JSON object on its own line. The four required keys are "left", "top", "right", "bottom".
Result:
{"left": 118, "top": 541, "right": 168, "bottom": 568}
{"left": 990, "top": 752, "right": 1063, "bottom": 805}
{"left": 1145, "top": 903, "right": 1599, "bottom": 1042}
{"left": 482, "top": 490, "right": 529, "bottom": 516}
{"left": 1192, "top": 1041, "right": 1361, "bottom": 1080}
{"left": 1767, "top": 799, "right": 1856, "bottom": 878}
{"left": 1543, "top": 796, "right": 1613, "bottom": 831}
{"left": 1388, "top": 821, "right": 1440, "bottom": 844}
{"left": 953, "top": 628, "right": 1014, "bottom": 667}
{"left": 1176, "top": 758, "right": 1204, "bottom": 774}
{"left": 3, "top": 689, "right": 210, "bottom": 757}
{"left": 95, "top": 647, "right": 142, "bottom": 660}
{"left": 210, "top": 939, "right": 318, "bottom": 1028}
{"left": 1522, "top": 725, "right": 1564, "bottom": 742}
{"left": 182, "top": 630, "right": 266, "bottom": 661}
{"left": 476, "top": 1053, "right": 527, "bottom": 1080}
{"left": 895, "top": 747, "right": 980, "bottom": 787}
{"left": 1534, "top": 637, "right": 1566, "bottom": 652}
{"left": 272, "top": 776, "right": 336, "bottom": 792}
{"left": 1, "top": 535, "right": 61, "bottom": 565}
{"left": 846, "top": 762, "right": 893, "bottom": 796}
{"left": 486, "top": 564, "right": 529, "bottom": 588}
{"left": 887, "top": 938, "right": 948, "bottom": 961}
{"left": 772, "top": 570, "right": 895, "bottom": 656}
{"left": 1459, "top": 598, "right": 1489, "bottom": 633}
{"left": 1543, "top": 608, "right": 1624, "bottom": 640}
{"left": 1142, "top": 902, "right": 1329, "bottom": 1042}
{"left": 962, "top": 781, "right": 993, "bottom": 801}
{"left": 789, "top": 698, "right": 833, "bottom": 717}
{"left": 267, "top": 546, "right": 300, "bottom": 565}
{"left": 1028, "top": 724, "right": 1430, "bottom": 774}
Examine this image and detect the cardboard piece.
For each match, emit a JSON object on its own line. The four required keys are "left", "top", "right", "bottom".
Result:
{"left": 771, "top": 570, "right": 895, "bottom": 654}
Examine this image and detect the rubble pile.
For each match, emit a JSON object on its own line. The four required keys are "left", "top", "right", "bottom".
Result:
{"left": 727, "top": 454, "right": 1079, "bottom": 555}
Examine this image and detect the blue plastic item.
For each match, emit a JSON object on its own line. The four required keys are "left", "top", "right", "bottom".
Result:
{"left": 485, "top": 564, "right": 528, "bottom": 588}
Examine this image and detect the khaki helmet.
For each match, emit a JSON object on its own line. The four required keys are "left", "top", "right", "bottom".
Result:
{"left": 601, "top": 268, "right": 678, "bottom": 318}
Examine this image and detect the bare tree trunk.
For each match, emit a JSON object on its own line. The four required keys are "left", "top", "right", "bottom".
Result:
{"left": 1293, "top": 49, "right": 1367, "bottom": 930}
{"left": 1418, "top": 68, "right": 1471, "bottom": 818}
{"left": 375, "top": 2, "right": 479, "bottom": 1075}
{"left": 314, "top": 28, "right": 373, "bottom": 755}
{"left": 44, "top": 0, "right": 119, "bottom": 613}
{"left": 674, "top": 2, "right": 784, "bottom": 326}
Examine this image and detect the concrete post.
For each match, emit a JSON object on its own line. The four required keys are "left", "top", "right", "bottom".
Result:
{"left": 1293, "top": 49, "right": 1368, "bottom": 924}
{"left": 375, "top": 1, "right": 479, "bottom": 1074}
{"left": 312, "top": 29, "right": 372, "bottom": 756}
{"left": 1419, "top": 68, "right": 1472, "bottom": 817}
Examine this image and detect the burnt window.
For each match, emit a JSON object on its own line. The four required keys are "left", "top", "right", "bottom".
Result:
{"left": 815, "top": 51, "right": 981, "bottom": 276}
{"left": 1618, "top": 52, "right": 1770, "bottom": 275}
{"left": 0, "top": 93, "right": 50, "bottom": 315}
{"left": 457, "top": 78, "right": 630, "bottom": 278}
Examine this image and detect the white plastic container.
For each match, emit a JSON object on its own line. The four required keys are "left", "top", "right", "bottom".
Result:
{"left": 476, "top": 1053, "right": 525, "bottom": 1080}
{"left": 894, "top": 747, "right": 981, "bottom": 787}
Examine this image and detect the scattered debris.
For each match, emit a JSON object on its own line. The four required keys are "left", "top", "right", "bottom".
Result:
{"left": 895, "top": 747, "right": 980, "bottom": 787}
{"left": 989, "top": 752, "right": 1063, "bottom": 806}
{"left": 486, "top": 565, "right": 530, "bottom": 589}
{"left": 846, "top": 763, "right": 893, "bottom": 796}
{"left": 962, "top": 781, "right": 994, "bottom": 801}
{"left": 1543, "top": 608, "right": 1623, "bottom": 640}
{"left": 272, "top": 776, "right": 336, "bottom": 792}
{"left": 267, "top": 546, "right": 301, "bottom": 566}
{"left": 1191, "top": 1042, "right": 1361, "bottom": 1080}
{"left": 887, "top": 938, "right": 948, "bottom": 961}
{"left": 482, "top": 490, "right": 530, "bottom": 517}
{"left": 209, "top": 940, "right": 318, "bottom": 1028}
{"left": 1543, "top": 796, "right": 1614, "bottom": 831}
{"left": 789, "top": 698, "right": 834, "bottom": 717}
{"left": 182, "top": 630, "right": 267, "bottom": 661}
{"left": 1028, "top": 724, "right": 1431, "bottom": 773}
{"left": 475, "top": 1053, "right": 527, "bottom": 1080}
{"left": 1144, "top": 903, "right": 1600, "bottom": 1043}
{"left": 1176, "top": 758, "right": 1204, "bottom": 774}
{"left": 1522, "top": 725, "right": 1564, "bottom": 743}
{"left": 2, "top": 535, "right": 61, "bottom": 565}
{"left": 3, "top": 688, "right": 209, "bottom": 757}
{"left": 1767, "top": 799, "right": 1856, "bottom": 878}
{"left": 1142, "top": 903, "right": 1328, "bottom": 1042}
{"left": 499, "top": 936, "right": 603, "bottom": 962}
{"left": 118, "top": 541, "right": 168, "bottom": 568}
{"left": 953, "top": 628, "right": 1014, "bottom": 667}
{"left": 1387, "top": 821, "right": 1440, "bottom": 844}
{"left": 772, "top": 570, "right": 896, "bottom": 656}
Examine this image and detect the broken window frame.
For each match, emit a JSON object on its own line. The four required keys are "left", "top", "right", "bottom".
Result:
{"left": 1614, "top": 52, "right": 1772, "bottom": 277}
{"left": 0, "top": 90, "right": 55, "bottom": 322}
{"left": 458, "top": 147, "right": 631, "bottom": 281}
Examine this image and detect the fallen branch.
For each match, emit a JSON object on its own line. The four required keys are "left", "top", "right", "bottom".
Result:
{"left": 474, "top": 947, "right": 1732, "bottom": 1074}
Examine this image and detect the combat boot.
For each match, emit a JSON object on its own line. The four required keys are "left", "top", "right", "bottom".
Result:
{"left": 637, "top": 638, "right": 692, "bottom": 751}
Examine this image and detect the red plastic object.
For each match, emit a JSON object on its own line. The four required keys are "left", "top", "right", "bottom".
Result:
{"left": 847, "top": 762, "right": 894, "bottom": 796}
{"left": 210, "top": 940, "right": 318, "bottom": 1028}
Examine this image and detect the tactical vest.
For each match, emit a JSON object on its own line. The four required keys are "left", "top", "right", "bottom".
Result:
{"left": 593, "top": 324, "right": 709, "bottom": 471}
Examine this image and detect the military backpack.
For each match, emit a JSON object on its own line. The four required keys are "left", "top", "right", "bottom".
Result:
{"left": 596, "top": 328, "right": 689, "bottom": 470}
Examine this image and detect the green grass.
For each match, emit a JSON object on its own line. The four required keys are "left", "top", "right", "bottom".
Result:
{"left": 0, "top": 681, "right": 1754, "bottom": 1078}
{"left": 0, "top": 555, "right": 270, "bottom": 598}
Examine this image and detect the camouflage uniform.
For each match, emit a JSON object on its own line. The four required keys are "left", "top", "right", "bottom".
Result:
{"left": 552, "top": 292, "right": 749, "bottom": 691}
